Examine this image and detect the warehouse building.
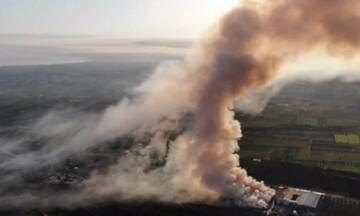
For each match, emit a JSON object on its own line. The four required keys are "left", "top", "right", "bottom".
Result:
{"left": 267, "top": 186, "right": 324, "bottom": 216}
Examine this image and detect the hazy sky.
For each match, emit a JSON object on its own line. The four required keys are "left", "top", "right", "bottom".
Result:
{"left": 0, "top": 0, "right": 239, "bottom": 38}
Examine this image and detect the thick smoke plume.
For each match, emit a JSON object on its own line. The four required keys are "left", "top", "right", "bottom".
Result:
{"left": 173, "top": 0, "right": 360, "bottom": 206}
{"left": 87, "top": 0, "right": 360, "bottom": 208}
{"left": 2, "top": 0, "right": 360, "bottom": 210}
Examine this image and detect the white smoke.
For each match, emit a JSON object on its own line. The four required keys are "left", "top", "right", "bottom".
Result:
{"left": 2, "top": 0, "right": 360, "bottom": 211}
{"left": 235, "top": 49, "right": 360, "bottom": 114}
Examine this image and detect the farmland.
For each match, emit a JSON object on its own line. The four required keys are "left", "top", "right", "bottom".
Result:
{"left": 335, "top": 134, "right": 360, "bottom": 145}
{"left": 238, "top": 80, "right": 360, "bottom": 174}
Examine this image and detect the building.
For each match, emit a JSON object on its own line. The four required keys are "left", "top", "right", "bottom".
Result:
{"left": 267, "top": 186, "right": 324, "bottom": 216}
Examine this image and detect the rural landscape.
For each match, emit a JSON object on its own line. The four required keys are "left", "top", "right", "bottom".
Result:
{"left": 1, "top": 0, "right": 360, "bottom": 216}
{"left": 240, "top": 80, "right": 360, "bottom": 173}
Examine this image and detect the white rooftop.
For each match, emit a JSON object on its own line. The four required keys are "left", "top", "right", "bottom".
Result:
{"left": 280, "top": 187, "right": 324, "bottom": 208}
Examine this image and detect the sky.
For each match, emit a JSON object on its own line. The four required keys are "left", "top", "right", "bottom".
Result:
{"left": 0, "top": 0, "right": 239, "bottom": 38}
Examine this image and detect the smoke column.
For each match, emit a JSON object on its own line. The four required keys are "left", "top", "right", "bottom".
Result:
{"left": 2, "top": 0, "right": 360, "bottom": 210}
{"left": 120, "top": 0, "right": 360, "bottom": 207}
{"left": 84, "top": 0, "right": 360, "bottom": 209}
{"left": 116, "top": 0, "right": 357, "bottom": 208}
{"left": 85, "top": 0, "right": 360, "bottom": 208}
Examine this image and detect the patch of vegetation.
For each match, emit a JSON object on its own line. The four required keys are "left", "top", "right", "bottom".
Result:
{"left": 335, "top": 134, "right": 360, "bottom": 145}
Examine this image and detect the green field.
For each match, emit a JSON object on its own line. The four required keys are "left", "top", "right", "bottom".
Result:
{"left": 240, "top": 98, "right": 360, "bottom": 174}
{"left": 335, "top": 134, "right": 360, "bottom": 145}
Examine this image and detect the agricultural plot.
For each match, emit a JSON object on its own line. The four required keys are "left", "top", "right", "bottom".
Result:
{"left": 283, "top": 103, "right": 309, "bottom": 112}
{"left": 241, "top": 131, "right": 360, "bottom": 174}
{"left": 335, "top": 134, "right": 360, "bottom": 145}
{"left": 309, "top": 151, "right": 360, "bottom": 163}
{"left": 240, "top": 150, "right": 270, "bottom": 159}
{"left": 327, "top": 119, "right": 359, "bottom": 127}
{"left": 300, "top": 117, "right": 319, "bottom": 126}
{"left": 291, "top": 160, "right": 360, "bottom": 174}
{"left": 239, "top": 81, "right": 360, "bottom": 174}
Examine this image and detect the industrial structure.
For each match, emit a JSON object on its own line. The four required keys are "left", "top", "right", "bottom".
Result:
{"left": 267, "top": 186, "right": 324, "bottom": 216}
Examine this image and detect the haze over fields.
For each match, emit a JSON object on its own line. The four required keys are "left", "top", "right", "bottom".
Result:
{"left": 1, "top": 0, "right": 360, "bottom": 215}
